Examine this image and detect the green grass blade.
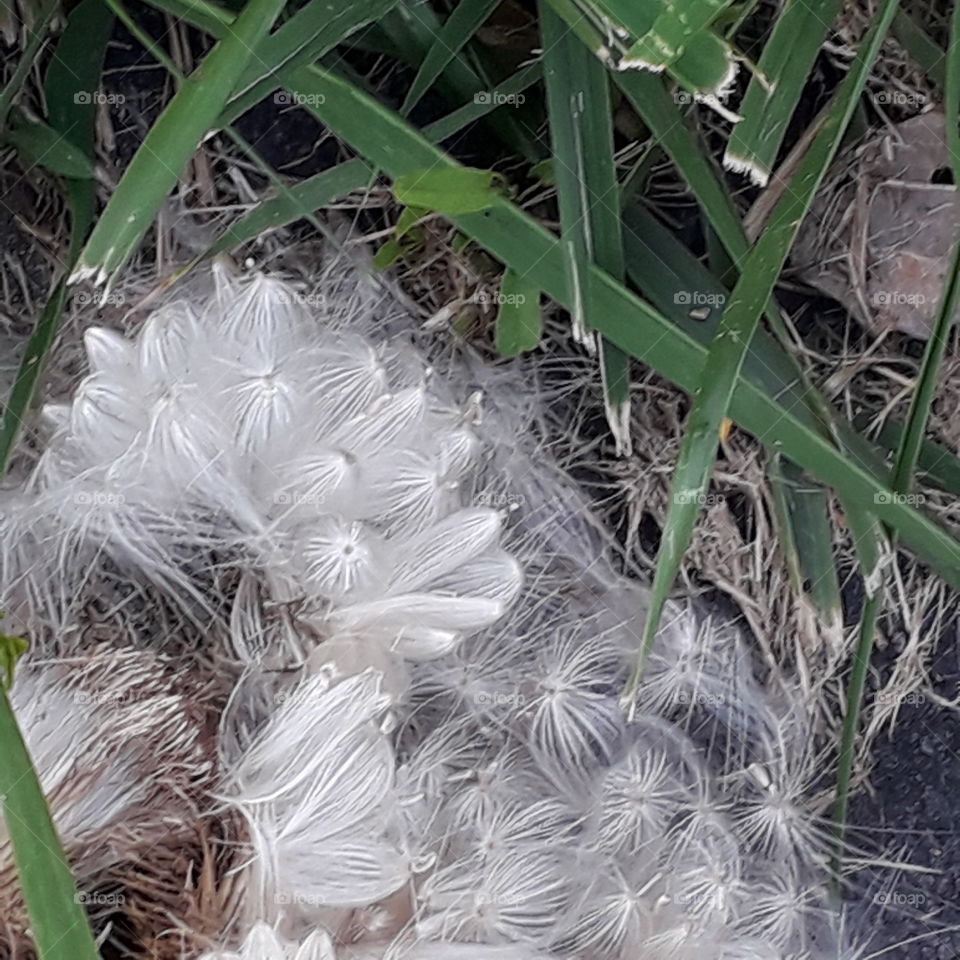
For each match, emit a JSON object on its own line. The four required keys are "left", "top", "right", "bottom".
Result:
{"left": 399, "top": 0, "right": 500, "bottom": 116}
{"left": 833, "top": 1, "right": 960, "bottom": 880}
{"left": 220, "top": 0, "right": 400, "bottom": 126}
{"left": 621, "top": 0, "right": 901, "bottom": 709}
{"left": 71, "top": 0, "right": 289, "bottom": 288}
{"left": 540, "top": 3, "right": 631, "bottom": 453}
{"left": 4, "top": 111, "right": 93, "bottom": 178}
{"left": 289, "top": 61, "right": 960, "bottom": 584}
{"left": 0, "top": 677, "right": 100, "bottom": 960}
{"left": 43, "top": 0, "right": 115, "bottom": 260}
{"left": 769, "top": 457, "right": 842, "bottom": 632}
{"left": 723, "top": 0, "right": 844, "bottom": 185}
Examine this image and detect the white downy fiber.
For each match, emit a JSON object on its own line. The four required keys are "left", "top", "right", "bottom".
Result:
{"left": 0, "top": 261, "right": 858, "bottom": 959}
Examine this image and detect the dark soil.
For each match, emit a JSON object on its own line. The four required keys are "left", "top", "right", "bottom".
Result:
{"left": 850, "top": 622, "right": 960, "bottom": 959}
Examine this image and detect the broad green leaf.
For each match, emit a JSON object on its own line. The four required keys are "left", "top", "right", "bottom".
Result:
{"left": 496, "top": 269, "right": 542, "bottom": 356}
{"left": 393, "top": 167, "right": 502, "bottom": 213}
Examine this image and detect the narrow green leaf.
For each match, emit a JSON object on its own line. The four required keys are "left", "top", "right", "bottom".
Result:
{"left": 833, "top": 0, "right": 960, "bottom": 877}
{"left": 0, "top": 680, "right": 101, "bottom": 960}
{"left": 769, "top": 457, "right": 842, "bottom": 628}
{"left": 5, "top": 111, "right": 93, "bottom": 178}
{"left": 400, "top": 0, "right": 500, "bottom": 116}
{"left": 220, "top": 0, "right": 400, "bottom": 126}
{"left": 393, "top": 167, "right": 502, "bottom": 213}
{"left": 495, "top": 269, "right": 542, "bottom": 356}
{"left": 622, "top": 0, "right": 734, "bottom": 71}
{"left": 72, "top": 0, "right": 289, "bottom": 288}
{"left": 621, "top": 0, "right": 902, "bottom": 711}
{"left": 724, "top": 0, "right": 844, "bottom": 185}
{"left": 540, "top": 3, "right": 632, "bottom": 453}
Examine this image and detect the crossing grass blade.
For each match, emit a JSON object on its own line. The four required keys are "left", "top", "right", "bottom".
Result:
{"left": 399, "top": 0, "right": 500, "bottom": 116}
{"left": 287, "top": 61, "right": 960, "bottom": 584}
{"left": 833, "top": 0, "right": 960, "bottom": 877}
{"left": 0, "top": 671, "right": 101, "bottom": 960}
{"left": 540, "top": 2, "right": 632, "bottom": 454}
{"left": 619, "top": 0, "right": 902, "bottom": 711}
{"left": 723, "top": 0, "right": 844, "bottom": 185}
{"left": 205, "top": 63, "right": 543, "bottom": 258}
{"left": 220, "top": 0, "right": 400, "bottom": 125}
{"left": 71, "top": 0, "right": 289, "bottom": 289}
{"left": 624, "top": 204, "right": 844, "bottom": 626}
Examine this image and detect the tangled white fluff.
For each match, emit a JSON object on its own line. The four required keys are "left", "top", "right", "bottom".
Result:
{"left": 0, "top": 264, "right": 856, "bottom": 959}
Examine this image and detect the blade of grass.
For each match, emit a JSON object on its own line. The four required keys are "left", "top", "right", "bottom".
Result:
{"left": 399, "top": 0, "right": 500, "bottom": 116}
{"left": 0, "top": 666, "right": 101, "bottom": 960}
{"left": 540, "top": 2, "right": 632, "bottom": 454}
{"left": 833, "top": 0, "right": 960, "bottom": 878}
{"left": 71, "top": 0, "right": 289, "bottom": 288}
{"left": 723, "top": 0, "right": 844, "bottom": 185}
{"left": 620, "top": 0, "right": 901, "bottom": 711}
{"left": 220, "top": 0, "right": 400, "bottom": 125}
{"left": 0, "top": 10, "right": 112, "bottom": 944}
{"left": 769, "top": 456, "right": 843, "bottom": 634}
{"left": 288, "top": 60, "right": 960, "bottom": 582}
{"left": 43, "top": 0, "right": 115, "bottom": 260}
